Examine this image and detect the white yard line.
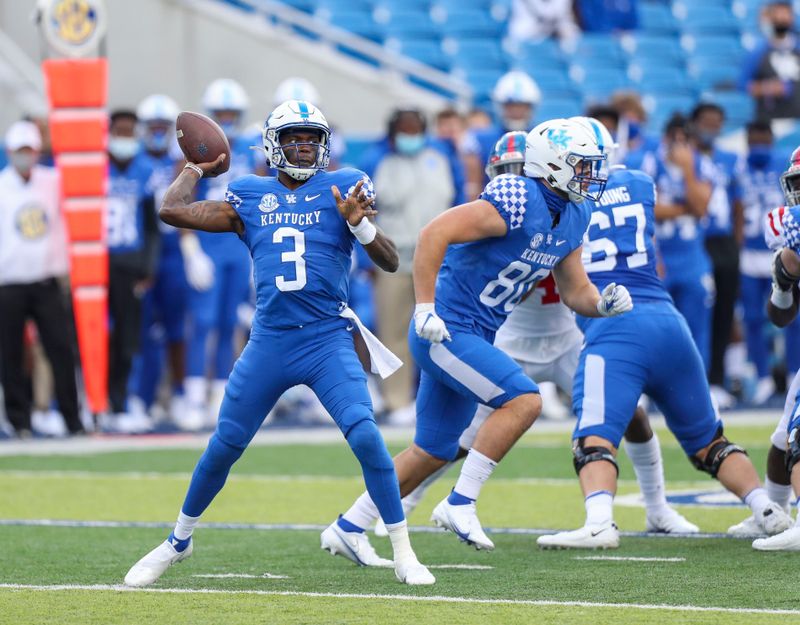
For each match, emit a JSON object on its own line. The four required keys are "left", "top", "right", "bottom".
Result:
{"left": 427, "top": 564, "right": 494, "bottom": 570}
{"left": 573, "top": 556, "right": 686, "bottom": 562}
{"left": 193, "top": 573, "right": 290, "bottom": 579}
{"left": 0, "top": 583, "right": 796, "bottom": 616}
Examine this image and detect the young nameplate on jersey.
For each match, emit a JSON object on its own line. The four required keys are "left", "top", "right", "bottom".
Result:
{"left": 537, "top": 134, "right": 791, "bottom": 550}
{"left": 372, "top": 126, "right": 696, "bottom": 540}
{"left": 324, "top": 118, "right": 633, "bottom": 559}
{"left": 739, "top": 146, "right": 800, "bottom": 551}
{"left": 125, "top": 100, "right": 436, "bottom": 587}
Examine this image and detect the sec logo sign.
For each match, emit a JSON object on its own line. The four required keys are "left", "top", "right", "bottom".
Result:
{"left": 37, "top": 0, "right": 108, "bottom": 58}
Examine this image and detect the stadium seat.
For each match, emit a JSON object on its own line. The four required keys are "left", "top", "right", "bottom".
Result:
{"left": 381, "top": 10, "right": 439, "bottom": 40}
{"left": 636, "top": 66, "right": 695, "bottom": 95}
{"left": 437, "top": 9, "right": 504, "bottom": 39}
{"left": 276, "top": 0, "right": 317, "bottom": 13}
{"left": 568, "top": 34, "right": 626, "bottom": 68}
{"left": 526, "top": 68, "right": 579, "bottom": 98}
{"left": 578, "top": 67, "right": 632, "bottom": 99}
{"left": 536, "top": 97, "right": 584, "bottom": 121}
{"left": 678, "top": 5, "right": 741, "bottom": 36}
{"left": 704, "top": 90, "right": 754, "bottom": 128}
{"left": 445, "top": 38, "right": 508, "bottom": 71}
{"left": 393, "top": 39, "right": 449, "bottom": 71}
{"left": 514, "top": 39, "right": 567, "bottom": 70}
{"left": 622, "top": 33, "right": 685, "bottom": 65}
{"left": 645, "top": 93, "right": 696, "bottom": 131}
{"left": 638, "top": 2, "right": 679, "bottom": 33}
{"left": 460, "top": 68, "right": 505, "bottom": 101}
{"left": 685, "top": 35, "right": 744, "bottom": 63}
{"left": 315, "top": 0, "right": 372, "bottom": 16}
{"left": 688, "top": 60, "right": 739, "bottom": 92}
{"left": 326, "top": 11, "right": 383, "bottom": 43}
{"left": 374, "top": 0, "right": 431, "bottom": 10}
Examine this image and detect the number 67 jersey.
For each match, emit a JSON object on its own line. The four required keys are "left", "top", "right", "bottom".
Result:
{"left": 225, "top": 168, "right": 372, "bottom": 333}
{"left": 436, "top": 174, "right": 591, "bottom": 335}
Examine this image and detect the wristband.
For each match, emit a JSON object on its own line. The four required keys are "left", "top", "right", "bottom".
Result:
{"left": 348, "top": 217, "right": 377, "bottom": 245}
{"left": 184, "top": 162, "right": 204, "bottom": 178}
{"left": 771, "top": 285, "right": 795, "bottom": 310}
{"left": 775, "top": 252, "right": 800, "bottom": 291}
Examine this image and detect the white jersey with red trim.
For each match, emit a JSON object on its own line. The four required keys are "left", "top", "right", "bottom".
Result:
{"left": 494, "top": 273, "right": 582, "bottom": 364}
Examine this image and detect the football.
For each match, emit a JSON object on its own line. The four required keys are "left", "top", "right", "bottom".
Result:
{"left": 175, "top": 111, "right": 231, "bottom": 176}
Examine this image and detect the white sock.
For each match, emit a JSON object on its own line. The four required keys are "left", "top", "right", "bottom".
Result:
{"left": 173, "top": 511, "right": 200, "bottom": 540}
{"left": 765, "top": 477, "right": 793, "bottom": 511}
{"left": 184, "top": 376, "right": 207, "bottom": 408}
{"left": 624, "top": 434, "right": 668, "bottom": 513}
{"left": 404, "top": 461, "right": 454, "bottom": 511}
{"left": 585, "top": 490, "right": 614, "bottom": 527}
{"left": 342, "top": 491, "right": 380, "bottom": 530}
{"left": 744, "top": 487, "right": 771, "bottom": 518}
{"left": 385, "top": 519, "right": 416, "bottom": 563}
{"left": 453, "top": 449, "right": 497, "bottom": 500}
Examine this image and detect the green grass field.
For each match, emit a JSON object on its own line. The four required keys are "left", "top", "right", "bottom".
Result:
{"left": 2, "top": 421, "right": 798, "bottom": 625}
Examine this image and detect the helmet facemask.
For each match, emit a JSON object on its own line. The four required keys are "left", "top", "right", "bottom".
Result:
{"left": 781, "top": 167, "right": 800, "bottom": 207}
{"left": 266, "top": 124, "right": 330, "bottom": 181}
{"left": 564, "top": 152, "right": 607, "bottom": 203}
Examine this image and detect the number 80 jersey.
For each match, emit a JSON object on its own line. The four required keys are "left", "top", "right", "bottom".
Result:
{"left": 226, "top": 168, "right": 370, "bottom": 332}
{"left": 435, "top": 174, "right": 591, "bottom": 335}
{"left": 581, "top": 167, "right": 671, "bottom": 302}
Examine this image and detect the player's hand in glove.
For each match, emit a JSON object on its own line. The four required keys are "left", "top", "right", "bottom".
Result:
{"left": 596, "top": 283, "right": 633, "bottom": 317}
{"left": 414, "top": 303, "right": 451, "bottom": 343}
{"left": 771, "top": 250, "right": 799, "bottom": 309}
{"left": 180, "top": 233, "right": 215, "bottom": 292}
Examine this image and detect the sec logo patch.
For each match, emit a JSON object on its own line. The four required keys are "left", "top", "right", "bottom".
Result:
{"left": 259, "top": 193, "right": 279, "bottom": 213}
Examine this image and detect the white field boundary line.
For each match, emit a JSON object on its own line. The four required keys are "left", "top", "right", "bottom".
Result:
{"left": 573, "top": 556, "right": 686, "bottom": 562}
{"left": 193, "top": 573, "right": 290, "bottom": 579}
{"left": 0, "top": 469, "right": 714, "bottom": 489}
{"left": 0, "top": 583, "right": 797, "bottom": 616}
{"left": 0, "top": 518, "right": 748, "bottom": 540}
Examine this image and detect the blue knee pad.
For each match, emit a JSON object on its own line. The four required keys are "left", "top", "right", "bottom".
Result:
{"left": 345, "top": 417, "right": 404, "bottom": 525}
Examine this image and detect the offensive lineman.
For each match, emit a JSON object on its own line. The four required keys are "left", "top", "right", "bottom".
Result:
{"left": 124, "top": 100, "right": 434, "bottom": 586}
{"left": 322, "top": 118, "right": 633, "bottom": 562}
{"left": 537, "top": 141, "right": 792, "bottom": 549}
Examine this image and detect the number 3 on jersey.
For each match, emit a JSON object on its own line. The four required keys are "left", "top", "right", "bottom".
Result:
{"left": 273, "top": 227, "right": 307, "bottom": 291}
{"left": 583, "top": 202, "right": 647, "bottom": 272}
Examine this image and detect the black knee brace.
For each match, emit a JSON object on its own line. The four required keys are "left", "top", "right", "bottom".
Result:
{"left": 573, "top": 440, "right": 619, "bottom": 477}
{"left": 690, "top": 427, "right": 747, "bottom": 478}
{"left": 786, "top": 427, "right": 800, "bottom": 474}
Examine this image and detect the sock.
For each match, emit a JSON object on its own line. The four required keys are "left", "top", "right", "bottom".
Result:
{"left": 624, "top": 434, "right": 668, "bottom": 513}
{"left": 385, "top": 519, "right": 416, "bottom": 563}
{"left": 795, "top": 498, "right": 800, "bottom": 527}
{"left": 167, "top": 531, "right": 191, "bottom": 553}
{"left": 585, "top": 490, "right": 614, "bottom": 527}
{"left": 452, "top": 449, "right": 497, "bottom": 502}
{"left": 341, "top": 491, "right": 380, "bottom": 531}
{"left": 184, "top": 376, "right": 207, "bottom": 408}
{"left": 447, "top": 490, "right": 474, "bottom": 505}
{"left": 744, "top": 487, "right": 771, "bottom": 518}
{"left": 404, "top": 461, "right": 454, "bottom": 512}
{"left": 336, "top": 515, "right": 364, "bottom": 534}
{"left": 766, "top": 477, "right": 793, "bottom": 511}
{"left": 173, "top": 511, "right": 200, "bottom": 540}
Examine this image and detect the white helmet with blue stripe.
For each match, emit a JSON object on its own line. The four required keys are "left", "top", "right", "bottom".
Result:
{"left": 524, "top": 118, "right": 607, "bottom": 203}
{"left": 202, "top": 78, "right": 249, "bottom": 112}
{"left": 264, "top": 100, "right": 330, "bottom": 181}
{"left": 273, "top": 77, "right": 321, "bottom": 107}
{"left": 569, "top": 116, "right": 618, "bottom": 167}
{"left": 137, "top": 94, "right": 179, "bottom": 123}
{"left": 492, "top": 71, "right": 541, "bottom": 131}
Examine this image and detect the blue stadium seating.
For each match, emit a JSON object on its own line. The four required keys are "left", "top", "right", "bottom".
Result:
{"left": 438, "top": 10, "right": 504, "bottom": 39}
{"left": 688, "top": 59, "right": 739, "bottom": 92}
{"left": 536, "top": 97, "right": 584, "bottom": 121}
{"left": 394, "top": 39, "right": 449, "bottom": 71}
{"left": 570, "top": 34, "right": 627, "bottom": 68}
{"left": 704, "top": 90, "right": 755, "bottom": 129}
{"left": 374, "top": 0, "right": 431, "bottom": 11}
{"left": 514, "top": 39, "right": 567, "bottom": 70}
{"left": 381, "top": 10, "right": 439, "bottom": 40}
{"left": 687, "top": 35, "right": 745, "bottom": 64}
{"left": 446, "top": 39, "right": 507, "bottom": 72}
{"left": 623, "top": 33, "right": 685, "bottom": 65}
{"left": 678, "top": 6, "right": 741, "bottom": 36}
{"left": 638, "top": 2, "right": 679, "bottom": 34}
{"left": 326, "top": 11, "right": 384, "bottom": 43}
{"left": 526, "top": 68, "right": 580, "bottom": 98}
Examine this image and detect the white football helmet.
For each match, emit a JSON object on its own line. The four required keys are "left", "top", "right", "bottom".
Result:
{"left": 492, "top": 71, "right": 541, "bottom": 131}
{"left": 202, "top": 78, "right": 249, "bottom": 112}
{"left": 569, "top": 116, "right": 619, "bottom": 167}
{"left": 524, "top": 118, "right": 607, "bottom": 203}
{"left": 137, "top": 94, "right": 179, "bottom": 153}
{"left": 263, "top": 100, "right": 330, "bottom": 181}
{"left": 273, "top": 77, "right": 321, "bottom": 108}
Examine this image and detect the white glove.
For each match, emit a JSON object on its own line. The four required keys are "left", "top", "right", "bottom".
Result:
{"left": 180, "top": 233, "right": 215, "bottom": 292}
{"left": 596, "top": 282, "right": 633, "bottom": 317}
{"left": 414, "top": 303, "right": 451, "bottom": 343}
{"left": 764, "top": 206, "right": 787, "bottom": 251}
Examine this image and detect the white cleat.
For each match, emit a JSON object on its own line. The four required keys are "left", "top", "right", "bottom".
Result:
{"left": 374, "top": 518, "right": 388, "bottom": 538}
{"left": 537, "top": 522, "right": 620, "bottom": 550}
{"left": 124, "top": 539, "right": 193, "bottom": 587}
{"left": 728, "top": 515, "right": 765, "bottom": 537}
{"left": 430, "top": 498, "right": 494, "bottom": 551}
{"left": 752, "top": 526, "right": 800, "bottom": 551}
{"left": 394, "top": 557, "right": 436, "bottom": 585}
{"left": 320, "top": 521, "right": 393, "bottom": 567}
{"left": 758, "top": 503, "right": 794, "bottom": 536}
{"left": 646, "top": 507, "right": 699, "bottom": 534}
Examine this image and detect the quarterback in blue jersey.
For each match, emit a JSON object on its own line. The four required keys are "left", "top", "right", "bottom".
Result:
{"left": 125, "top": 100, "right": 435, "bottom": 586}
{"left": 734, "top": 148, "right": 800, "bottom": 548}
{"left": 326, "top": 118, "right": 634, "bottom": 556}
{"left": 537, "top": 150, "right": 792, "bottom": 549}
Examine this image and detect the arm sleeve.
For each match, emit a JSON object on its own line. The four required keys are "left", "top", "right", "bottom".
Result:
{"left": 141, "top": 194, "right": 161, "bottom": 277}
{"left": 479, "top": 174, "right": 528, "bottom": 231}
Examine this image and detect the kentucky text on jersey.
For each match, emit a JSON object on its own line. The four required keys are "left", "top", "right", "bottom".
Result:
{"left": 260, "top": 210, "right": 321, "bottom": 227}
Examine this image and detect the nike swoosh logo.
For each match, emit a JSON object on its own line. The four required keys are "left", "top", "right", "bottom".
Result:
{"left": 555, "top": 240, "right": 567, "bottom": 246}
{"left": 305, "top": 193, "right": 321, "bottom": 201}
{"left": 590, "top": 528, "right": 607, "bottom": 537}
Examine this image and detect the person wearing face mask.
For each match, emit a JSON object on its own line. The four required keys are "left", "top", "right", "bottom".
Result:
{"left": 106, "top": 110, "right": 161, "bottom": 432}
{"left": 0, "top": 121, "right": 84, "bottom": 438}
{"left": 470, "top": 71, "right": 541, "bottom": 188}
{"left": 126, "top": 95, "right": 189, "bottom": 426}
{"left": 739, "top": 0, "right": 800, "bottom": 123}
{"left": 691, "top": 103, "right": 745, "bottom": 409}
{"left": 611, "top": 92, "right": 659, "bottom": 167}
{"left": 739, "top": 120, "right": 800, "bottom": 405}
{"left": 360, "top": 108, "right": 458, "bottom": 425}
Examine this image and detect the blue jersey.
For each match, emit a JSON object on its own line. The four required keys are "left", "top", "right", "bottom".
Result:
{"left": 640, "top": 147, "right": 709, "bottom": 275}
{"left": 226, "top": 167, "right": 371, "bottom": 331}
{"left": 197, "top": 132, "right": 261, "bottom": 261}
{"left": 108, "top": 154, "right": 154, "bottom": 255}
{"left": 582, "top": 166, "right": 671, "bottom": 303}
{"left": 435, "top": 174, "right": 591, "bottom": 335}
{"left": 142, "top": 151, "right": 180, "bottom": 255}
{"left": 701, "top": 148, "right": 742, "bottom": 238}
{"left": 741, "top": 154, "right": 785, "bottom": 252}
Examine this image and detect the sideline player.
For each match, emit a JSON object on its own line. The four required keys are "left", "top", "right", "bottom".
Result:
{"left": 537, "top": 144, "right": 792, "bottom": 550}
{"left": 376, "top": 128, "right": 697, "bottom": 538}
{"left": 125, "top": 100, "right": 434, "bottom": 586}
{"left": 323, "top": 117, "right": 633, "bottom": 558}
